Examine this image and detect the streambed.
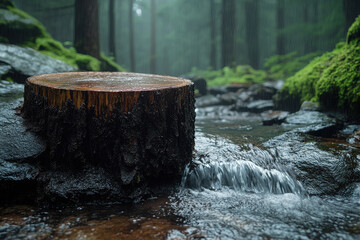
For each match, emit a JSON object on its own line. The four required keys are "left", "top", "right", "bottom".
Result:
{"left": 1, "top": 81, "right": 359, "bottom": 239}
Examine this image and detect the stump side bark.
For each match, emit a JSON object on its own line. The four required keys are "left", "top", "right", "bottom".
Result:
{"left": 22, "top": 72, "right": 195, "bottom": 188}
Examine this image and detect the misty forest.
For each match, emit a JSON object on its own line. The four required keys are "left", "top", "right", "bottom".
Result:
{"left": 1, "top": 0, "right": 360, "bottom": 239}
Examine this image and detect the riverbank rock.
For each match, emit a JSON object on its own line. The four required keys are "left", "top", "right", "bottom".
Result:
{"left": 283, "top": 110, "right": 342, "bottom": 137}
{"left": 261, "top": 110, "right": 289, "bottom": 126}
{"left": 265, "top": 132, "right": 358, "bottom": 195}
{"left": 0, "top": 44, "right": 77, "bottom": 83}
{"left": 0, "top": 98, "right": 45, "bottom": 203}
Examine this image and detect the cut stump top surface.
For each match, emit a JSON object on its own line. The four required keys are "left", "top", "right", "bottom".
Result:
{"left": 27, "top": 72, "right": 192, "bottom": 92}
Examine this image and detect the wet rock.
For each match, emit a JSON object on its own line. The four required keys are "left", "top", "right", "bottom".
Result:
{"left": 0, "top": 8, "right": 46, "bottom": 45}
{"left": 265, "top": 132, "right": 358, "bottom": 195}
{"left": 249, "top": 84, "right": 277, "bottom": 100}
{"left": 261, "top": 110, "right": 289, "bottom": 126}
{"left": 347, "top": 130, "right": 360, "bottom": 146}
{"left": 219, "top": 92, "right": 239, "bottom": 105}
{"left": 263, "top": 80, "right": 284, "bottom": 91}
{"left": 0, "top": 99, "right": 46, "bottom": 162}
{"left": 0, "top": 64, "right": 11, "bottom": 77}
{"left": 193, "top": 78, "right": 207, "bottom": 96}
{"left": 195, "top": 95, "right": 223, "bottom": 108}
{"left": 209, "top": 86, "right": 228, "bottom": 95}
{"left": 340, "top": 125, "right": 360, "bottom": 135}
{"left": 37, "top": 167, "right": 127, "bottom": 205}
{"left": 300, "top": 101, "right": 320, "bottom": 111}
{"left": 226, "top": 83, "right": 252, "bottom": 92}
{"left": 0, "top": 159, "right": 39, "bottom": 203}
{"left": 283, "top": 110, "right": 342, "bottom": 137}
{"left": 0, "top": 98, "right": 44, "bottom": 203}
{"left": 234, "top": 100, "right": 273, "bottom": 113}
{"left": 179, "top": 75, "right": 207, "bottom": 96}
{"left": 238, "top": 91, "right": 253, "bottom": 102}
{"left": 247, "top": 100, "right": 274, "bottom": 113}
{"left": 0, "top": 80, "right": 24, "bottom": 102}
{"left": 0, "top": 44, "right": 77, "bottom": 83}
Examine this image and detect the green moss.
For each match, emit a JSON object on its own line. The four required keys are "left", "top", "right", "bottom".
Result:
{"left": 189, "top": 65, "right": 267, "bottom": 87}
{"left": 0, "top": 1, "right": 125, "bottom": 72}
{"left": 264, "top": 51, "right": 320, "bottom": 80}
{"left": 347, "top": 15, "right": 360, "bottom": 44}
{"left": 276, "top": 16, "right": 360, "bottom": 116}
{"left": 34, "top": 38, "right": 101, "bottom": 71}
{"left": 100, "top": 53, "right": 127, "bottom": 72}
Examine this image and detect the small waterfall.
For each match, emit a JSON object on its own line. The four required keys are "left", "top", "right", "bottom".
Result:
{"left": 182, "top": 160, "right": 304, "bottom": 194}
{"left": 182, "top": 132, "right": 305, "bottom": 195}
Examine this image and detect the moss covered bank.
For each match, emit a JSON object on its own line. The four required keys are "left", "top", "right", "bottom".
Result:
{"left": 0, "top": 0, "right": 125, "bottom": 72}
{"left": 275, "top": 16, "right": 360, "bottom": 118}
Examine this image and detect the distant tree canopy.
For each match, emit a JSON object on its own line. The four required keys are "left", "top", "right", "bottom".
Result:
{"left": 12, "top": 0, "right": 358, "bottom": 75}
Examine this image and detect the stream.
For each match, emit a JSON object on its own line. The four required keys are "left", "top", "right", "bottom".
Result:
{"left": 1, "top": 81, "right": 360, "bottom": 239}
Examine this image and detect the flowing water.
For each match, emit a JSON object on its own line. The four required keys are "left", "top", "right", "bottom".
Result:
{"left": 1, "top": 81, "right": 360, "bottom": 239}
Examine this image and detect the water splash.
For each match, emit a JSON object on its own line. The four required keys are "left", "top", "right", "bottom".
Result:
{"left": 181, "top": 132, "right": 305, "bottom": 195}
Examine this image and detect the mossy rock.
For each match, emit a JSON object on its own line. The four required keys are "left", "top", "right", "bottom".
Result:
{"left": 0, "top": 8, "right": 48, "bottom": 45}
{"left": 189, "top": 65, "right": 266, "bottom": 87}
{"left": 0, "top": 0, "right": 125, "bottom": 72}
{"left": 276, "top": 16, "right": 360, "bottom": 118}
{"left": 0, "top": 0, "right": 15, "bottom": 9}
{"left": 264, "top": 51, "right": 320, "bottom": 81}
{"left": 347, "top": 15, "right": 360, "bottom": 44}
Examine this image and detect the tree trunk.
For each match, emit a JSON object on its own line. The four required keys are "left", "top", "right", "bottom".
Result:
{"left": 109, "top": 0, "right": 116, "bottom": 60}
{"left": 22, "top": 72, "right": 195, "bottom": 188}
{"left": 221, "top": 0, "right": 236, "bottom": 67}
{"left": 276, "top": 0, "right": 285, "bottom": 55}
{"left": 74, "top": 0, "right": 100, "bottom": 59}
{"left": 343, "top": 0, "right": 360, "bottom": 32}
{"left": 129, "top": 0, "right": 135, "bottom": 72}
{"left": 150, "top": 0, "right": 157, "bottom": 74}
{"left": 245, "top": 0, "right": 259, "bottom": 69}
{"left": 210, "top": 0, "right": 216, "bottom": 69}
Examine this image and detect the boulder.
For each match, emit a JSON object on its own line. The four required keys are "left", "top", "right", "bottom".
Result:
{"left": 0, "top": 43, "right": 77, "bottom": 83}
{"left": 195, "top": 95, "right": 223, "bottom": 108}
{"left": 0, "top": 98, "right": 45, "bottom": 203}
{"left": 261, "top": 110, "right": 289, "bottom": 126}
{"left": 283, "top": 110, "right": 342, "bottom": 137}
{"left": 300, "top": 101, "right": 320, "bottom": 111}
{"left": 0, "top": 8, "right": 47, "bottom": 45}
{"left": 0, "top": 99, "right": 46, "bottom": 162}
{"left": 249, "top": 84, "right": 277, "bottom": 100}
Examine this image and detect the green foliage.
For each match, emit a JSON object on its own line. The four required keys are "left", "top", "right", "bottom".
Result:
{"left": 189, "top": 65, "right": 267, "bottom": 87}
{"left": 0, "top": 0, "right": 125, "bottom": 72}
{"left": 347, "top": 15, "right": 360, "bottom": 44}
{"left": 265, "top": 52, "right": 320, "bottom": 80}
{"left": 0, "top": 6, "right": 49, "bottom": 45}
{"left": 100, "top": 53, "right": 127, "bottom": 72}
{"left": 34, "top": 38, "right": 101, "bottom": 71}
{"left": 276, "top": 16, "right": 360, "bottom": 115}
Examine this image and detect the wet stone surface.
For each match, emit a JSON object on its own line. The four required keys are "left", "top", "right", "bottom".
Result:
{"left": 1, "top": 80, "right": 360, "bottom": 239}
{"left": 0, "top": 44, "right": 77, "bottom": 83}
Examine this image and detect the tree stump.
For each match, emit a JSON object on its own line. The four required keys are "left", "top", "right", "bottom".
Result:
{"left": 22, "top": 72, "right": 195, "bottom": 187}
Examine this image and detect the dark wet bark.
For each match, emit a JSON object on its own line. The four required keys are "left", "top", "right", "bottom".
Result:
{"left": 109, "top": 0, "right": 116, "bottom": 60}
{"left": 210, "top": 0, "right": 216, "bottom": 69}
{"left": 245, "top": 0, "right": 259, "bottom": 69}
{"left": 150, "top": 0, "right": 157, "bottom": 74}
{"left": 74, "top": 0, "right": 100, "bottom": 59}
{"left": 22, "top": 73, "right": 195, "bottom": 196}
{"left": 276, "top": 0, "right": 285, "bottom": 55}
{"left": 221, "top": 0, "right": 235, "bottom": 67}
{"left": 129, "top": 0, "right": 135, "bottom": 72}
